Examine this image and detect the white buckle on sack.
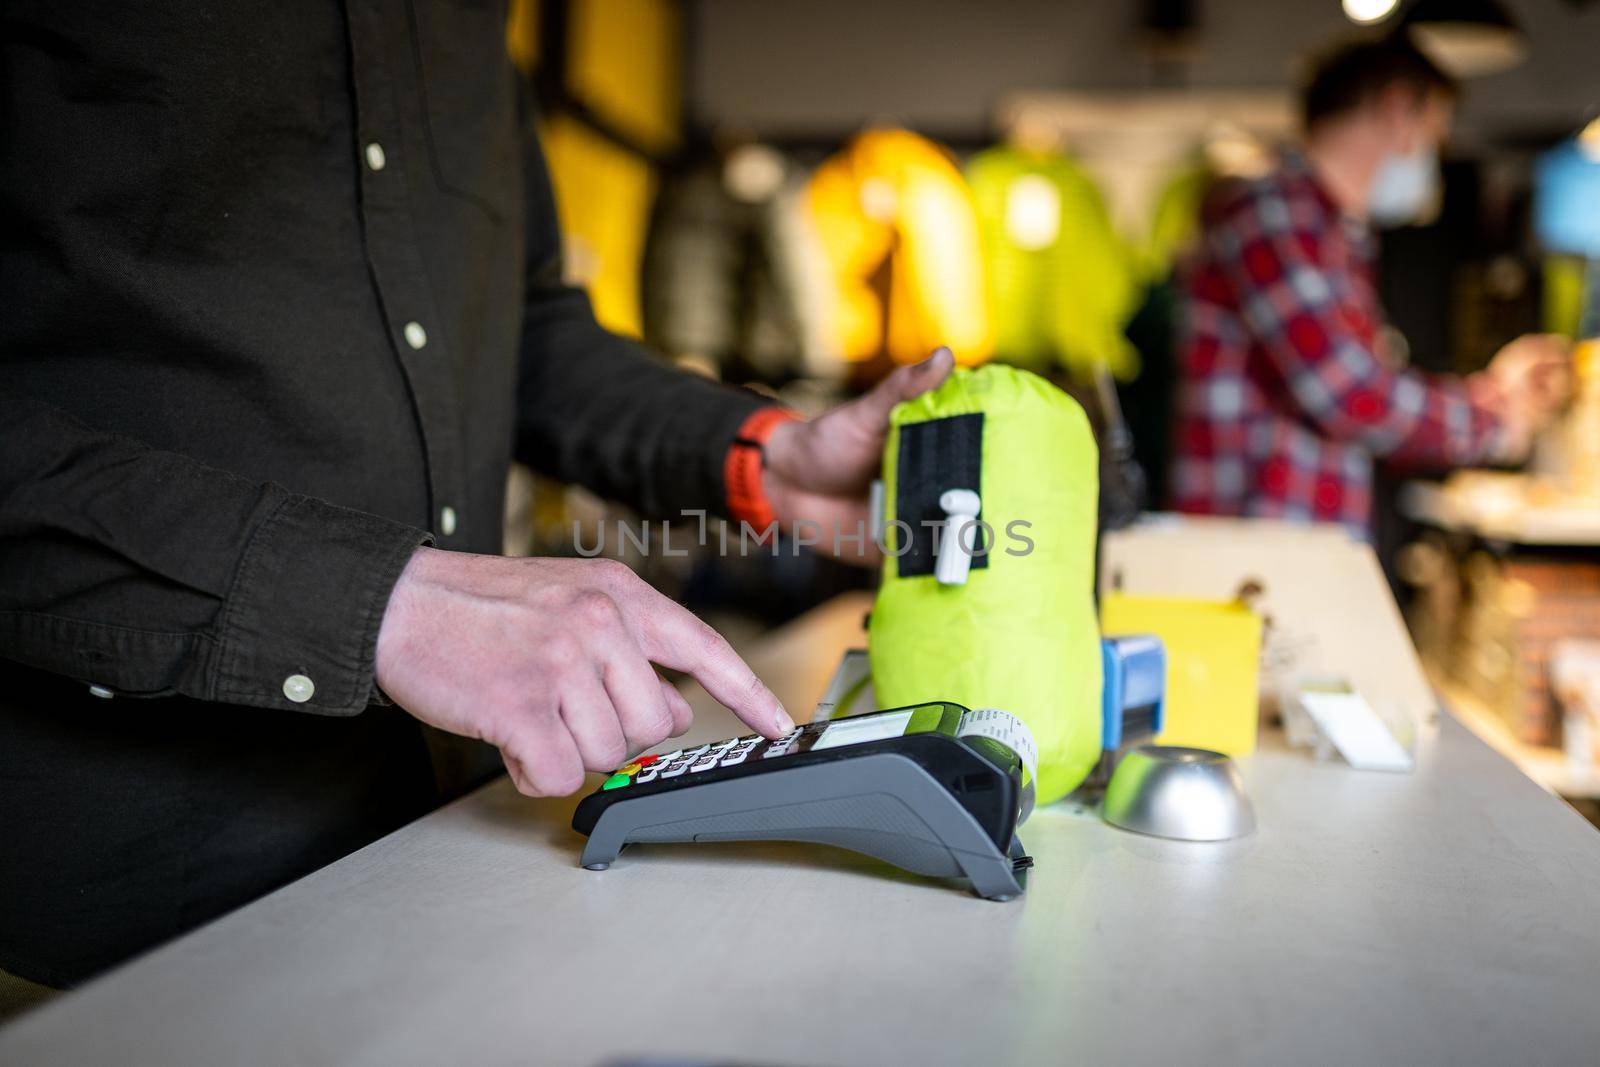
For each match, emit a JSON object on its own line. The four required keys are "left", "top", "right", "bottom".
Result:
{"left": 936, "top": 488, "right": 982, "bottom": 586}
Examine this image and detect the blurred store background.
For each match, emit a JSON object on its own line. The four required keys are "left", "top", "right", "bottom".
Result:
{"left": 504, "top": 0, "right": 1600, "bottom": 814}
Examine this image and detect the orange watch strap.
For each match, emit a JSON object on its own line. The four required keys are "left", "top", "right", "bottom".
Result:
{"left": 724, "top": 407, "right": 800, "bottom": 531}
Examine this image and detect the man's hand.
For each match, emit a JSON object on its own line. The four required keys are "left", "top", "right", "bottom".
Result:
{"left": 761, "top": 347, "right": 955, "bottom": 563}
{"left": 1490, "top": 334, "right": 1572, "bottom": 415}
{"left": 375, "top": 549, "right": 792, "bottom": 796}
{"left": 1473, "top": 334, "right": 1573, "bottom": 462}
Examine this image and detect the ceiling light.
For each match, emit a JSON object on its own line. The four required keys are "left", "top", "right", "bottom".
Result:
{"left": 1343, "top": 0, "right": 1400, "bottom": 25}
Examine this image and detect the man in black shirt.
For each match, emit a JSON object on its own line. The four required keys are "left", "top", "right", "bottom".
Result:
{"left": 0, "top": 1, "right": 953, "bottom": 988}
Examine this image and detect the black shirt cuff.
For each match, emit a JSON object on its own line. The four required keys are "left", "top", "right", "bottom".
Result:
{"left": 666, "top": 381, "right": 767, "bottom": 518}
{"left": 212, "top": 492, "right": 430, "bottom": 716}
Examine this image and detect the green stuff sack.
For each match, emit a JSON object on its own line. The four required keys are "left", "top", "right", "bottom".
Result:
{"left": 868, "top": 364, "right": 1102, "bottom": 804}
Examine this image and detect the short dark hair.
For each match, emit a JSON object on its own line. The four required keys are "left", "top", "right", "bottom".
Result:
{"left": 1300, "top": 37, "right": 1459, "bottom": 131}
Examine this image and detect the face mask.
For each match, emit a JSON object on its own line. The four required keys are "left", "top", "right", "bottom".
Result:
{"left": 1367, "top": 146, "right": 1440, "bottom": 226}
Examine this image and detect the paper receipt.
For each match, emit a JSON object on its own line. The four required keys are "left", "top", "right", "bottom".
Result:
{"left": 957, "top": 708, "right": 1039, "bottom": 784}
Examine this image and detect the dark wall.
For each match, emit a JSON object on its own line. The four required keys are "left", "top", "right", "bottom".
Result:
{"left": 689, "top": 0, "right": 1600, "bottom": 143}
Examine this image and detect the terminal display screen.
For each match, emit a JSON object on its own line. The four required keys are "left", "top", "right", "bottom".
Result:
{"left": 810, "top": 709, "right": 915, "bottom": 751}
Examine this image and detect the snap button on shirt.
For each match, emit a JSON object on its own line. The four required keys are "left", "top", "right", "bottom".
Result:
{"left": 282, "top": 674, "right": 315, "bottom": 703}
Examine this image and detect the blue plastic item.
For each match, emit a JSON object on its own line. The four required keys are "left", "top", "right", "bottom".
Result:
{"left": 1100, "top": 635, "right": 1166, "bottom": 750}
{"left": 1534, "top": 140, "right": 1600, "bottom": 258}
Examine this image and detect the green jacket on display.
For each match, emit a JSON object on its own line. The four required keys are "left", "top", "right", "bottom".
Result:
{"left": 967, "top": 146, "right": 1140, "bottom": 381}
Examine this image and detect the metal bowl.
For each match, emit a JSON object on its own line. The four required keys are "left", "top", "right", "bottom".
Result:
{"left": 1102, "top": 745, "right": 1255, "bottom": 841}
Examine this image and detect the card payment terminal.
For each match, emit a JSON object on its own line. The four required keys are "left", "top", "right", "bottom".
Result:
{"left": 573, "top": 703, "right": 1036, "bottom": 900}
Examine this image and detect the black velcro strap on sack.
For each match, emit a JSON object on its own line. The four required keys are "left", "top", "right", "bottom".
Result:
{"left": 893, "top": 413, "right": 986, "bottom": 578}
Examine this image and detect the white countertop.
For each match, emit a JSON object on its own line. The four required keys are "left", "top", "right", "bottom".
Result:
{"left": 4, "top": 593, "right": 1599, "bottom": 1066}
{"left": 1402, "top": 477, "right": 1600, "bottom": 546}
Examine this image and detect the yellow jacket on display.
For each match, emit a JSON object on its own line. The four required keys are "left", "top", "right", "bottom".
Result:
{"left": 806, "top": 128, "right": 993, "bottom": 367}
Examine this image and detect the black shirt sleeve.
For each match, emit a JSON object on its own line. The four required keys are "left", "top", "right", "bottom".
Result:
{"left": 0, "top": 389, "right": 429, "bottom": 715}
{"left": 512, "top": 110, "right": 767, "bottom": 519}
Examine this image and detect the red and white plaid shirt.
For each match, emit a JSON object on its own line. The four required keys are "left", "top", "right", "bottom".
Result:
{"left": 1169, "top": 150, "right": 1501, "bottom": 535}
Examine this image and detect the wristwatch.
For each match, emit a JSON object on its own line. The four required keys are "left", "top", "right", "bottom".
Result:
{"left": 724, "top": 406, "right": 800, "bottom": 531}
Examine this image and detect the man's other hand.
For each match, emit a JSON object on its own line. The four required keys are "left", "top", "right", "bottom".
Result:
{"left": 1490, "top": 334, "right": 1573, "bottom": 419}
{"left": 761, "top": 346, "right": 955, "bottom": 563}
{"left": 1475, "top": 333, "right": 1573, "bottom": 462}
{"left": 374, "top": 549, "right": 792, "bottom": 796}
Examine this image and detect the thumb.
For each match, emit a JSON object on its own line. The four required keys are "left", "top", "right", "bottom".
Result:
{"left": 894, "top": 345, "right": 955, "bottom": 402}
{"left": 854, "top": 346, "right": 954, "bottom": 428}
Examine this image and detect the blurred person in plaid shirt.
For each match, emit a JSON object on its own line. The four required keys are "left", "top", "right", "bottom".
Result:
{"left": 1170, "top": 38, "right": 1569, "bottom": 536}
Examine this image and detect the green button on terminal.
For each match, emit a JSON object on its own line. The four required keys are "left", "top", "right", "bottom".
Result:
{"left": 601, "top": 773, "right": 632, "bottom": 791}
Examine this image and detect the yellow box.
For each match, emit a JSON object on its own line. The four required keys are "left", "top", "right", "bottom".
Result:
{"left": 1101, "top": 593, "right": 1262, "bottom": 756}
